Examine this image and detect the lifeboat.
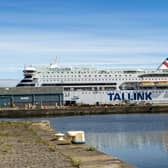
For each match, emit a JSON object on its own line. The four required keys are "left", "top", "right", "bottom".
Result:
{"left": 140, "top": 81, "right": 154, "bottom": 86}
{"left": 154, "top": 81, "right": 168, "bottom": 86}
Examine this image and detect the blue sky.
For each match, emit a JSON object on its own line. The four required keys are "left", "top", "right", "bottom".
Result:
{"left": 1, "top": 0, "right": 168, "bottom": 79}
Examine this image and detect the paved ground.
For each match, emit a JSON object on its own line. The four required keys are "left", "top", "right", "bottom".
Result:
{"left": 0, "top": 122, "right": 73, "bottom": 168}
{"left": 0, "top": 121, "right": 134, "bottom": 168}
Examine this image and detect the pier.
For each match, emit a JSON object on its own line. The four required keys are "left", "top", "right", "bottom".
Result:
{"left": 0, "top": 121, "right": 134, "bottom": 168}
{"left": 0, "top": 104, "right": 168, "bottom": 118}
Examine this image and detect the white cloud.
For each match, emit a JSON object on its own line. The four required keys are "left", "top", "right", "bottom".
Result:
{"left": 0, "top": 33, "right": 167, "bottom": 55}
{"left": 0, "top": 31, "right": 167, "bottom": 79}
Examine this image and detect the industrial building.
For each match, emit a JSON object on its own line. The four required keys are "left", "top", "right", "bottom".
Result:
{"left": 0, "top": 87, "right": 63, "bottom": 108}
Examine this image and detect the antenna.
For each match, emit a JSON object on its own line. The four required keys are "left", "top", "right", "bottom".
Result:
{"left": 53, "top": 56, "right": 60, "bottom": 65}
{"left": 50, "top": 56, "right": 59, "bottom": 68}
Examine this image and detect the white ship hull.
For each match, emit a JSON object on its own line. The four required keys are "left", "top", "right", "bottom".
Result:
{"left": 64, "top": 89, "right": 168, "bottom": 105}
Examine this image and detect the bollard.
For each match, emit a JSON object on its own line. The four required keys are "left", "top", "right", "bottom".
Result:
{"left": 67, "top": 131, "right": 85, "bottom": 144}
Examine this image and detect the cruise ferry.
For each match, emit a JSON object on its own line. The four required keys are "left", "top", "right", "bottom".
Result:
{"left": 16, "top": 58, "right": 168, "bottom": 105}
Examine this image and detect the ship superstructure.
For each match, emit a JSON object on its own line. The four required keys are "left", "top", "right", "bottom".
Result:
{"left": 17, "top": 58, "right": 168, "bottom": 105}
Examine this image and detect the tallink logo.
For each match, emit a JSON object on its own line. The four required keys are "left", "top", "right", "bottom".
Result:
{"left": 107, "top": 92, "right": 152, "bottom": 101}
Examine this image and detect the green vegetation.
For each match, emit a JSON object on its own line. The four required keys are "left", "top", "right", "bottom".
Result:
{"left": 48, "top": 143, "right": 56, "bottom": 152}
{"left": 0, "top": 144, "right": 13, "bottom": 153}
{"left": 0, "top": 122, "right": 56, "bottom": 154}
{"left": 70, "top": 157, "right": 81, "bottom": 167}
{"left": 0, "top": 131, "right": 9, "bottom": 137}
{"left": 87, "top": 146, "right": 97, "bottom": 151}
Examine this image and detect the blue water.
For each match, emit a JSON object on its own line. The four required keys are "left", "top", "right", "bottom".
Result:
{"left": 1, "top": 114, "right": 168, "bottom": 168}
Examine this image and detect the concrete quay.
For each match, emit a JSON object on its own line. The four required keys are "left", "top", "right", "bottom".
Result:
{"left": 0, "top": 121, "right": 134, "bottom": 168}
{"left": 0, "top": 104, "right": 168, "bottom": 118}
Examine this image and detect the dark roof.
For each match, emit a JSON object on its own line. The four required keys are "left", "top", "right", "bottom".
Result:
{"left": 0, "top": 87, "right": 63, "bottom": 95}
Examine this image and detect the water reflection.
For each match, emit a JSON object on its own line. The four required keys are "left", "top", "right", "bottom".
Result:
{"left": 86, "top": 132, "right": 168, "bottom": 151}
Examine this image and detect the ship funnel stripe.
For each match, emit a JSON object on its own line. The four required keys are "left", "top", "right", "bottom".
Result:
{"left": 163, "top": 61, "right": 168, "bottom": 68}
{"left": 158, "top": 58, "right": 168, "bottom": 69}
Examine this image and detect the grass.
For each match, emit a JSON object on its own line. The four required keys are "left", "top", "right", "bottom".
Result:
{"left": 0, "top": 121, "right": 56, "bottom": 153}
{"left": 28, "top": 126, "right": 56, "bottom": 152}
{"left": 70, "top": 157, "right": 81, "bottom": 168}
{"left": 87, "top": 146, "right": 97, "bottom": 151}
{"left": 0, "top": 121, "right": 53, "bottom": 154}
{"left": 48, "top": 143, "right": 56, "bottom": 152}
{"left": 27, "top": 126, "right": 49, "bottom": 145}
{"left": 0, "top": 131, "right": 10, "bottom": 137}
{"left": 0, "top": 144, "right": 13, "bottom": 153}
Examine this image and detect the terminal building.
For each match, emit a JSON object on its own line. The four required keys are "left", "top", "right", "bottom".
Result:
{"left": 0, "top": 87, "right": 63, "bottom": 108}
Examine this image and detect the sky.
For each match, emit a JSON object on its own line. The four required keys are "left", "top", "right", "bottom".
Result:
{"left": 1, "top": 0, "right": 168, "bottom": 80}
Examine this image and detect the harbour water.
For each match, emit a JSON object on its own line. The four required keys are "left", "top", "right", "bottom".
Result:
{"left": 1, "top": 114, "right": 168, "bottom": 168}
{"left": 47, "top": 114, "right": 168, "bottom": 168}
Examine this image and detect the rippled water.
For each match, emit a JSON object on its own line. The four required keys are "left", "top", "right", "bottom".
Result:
{"left": 1, "top": 114, "right": 168, "bottom": 168}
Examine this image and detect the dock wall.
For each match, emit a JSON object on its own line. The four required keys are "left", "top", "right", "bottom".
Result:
{"left": 0, "top": 105, "right": 168, "bottom": 118}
